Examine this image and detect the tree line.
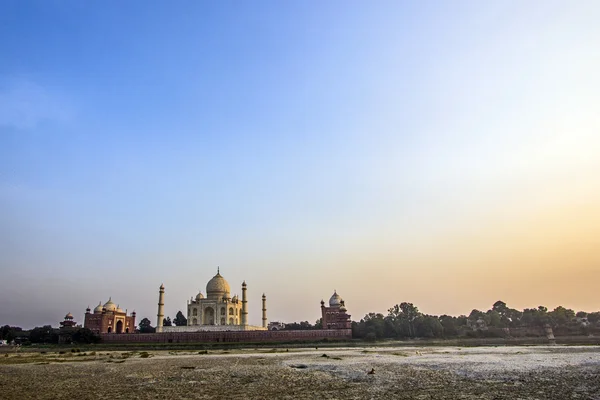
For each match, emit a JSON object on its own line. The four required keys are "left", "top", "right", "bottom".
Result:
{"left": 351, "top": 301, "right": 600, "bottom": 340}
{"left": 0, "top": 325, "right": 100, "bottom": 345}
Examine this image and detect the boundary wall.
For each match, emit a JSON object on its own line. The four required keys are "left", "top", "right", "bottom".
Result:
{"left": 100, "top": 329, "right": 351, "bottom": 344}
{"left": 162, "top": 324, "right": 266, "bottom": 333}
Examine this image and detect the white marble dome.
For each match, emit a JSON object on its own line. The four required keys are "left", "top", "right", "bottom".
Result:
{"left": 196, "top": 291, "right": 205, "bottom": 301}
{"left": 206, "top": 271, "right": 230, "bottom": 299}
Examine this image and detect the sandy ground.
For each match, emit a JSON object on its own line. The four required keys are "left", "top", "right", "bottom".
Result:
{"left": 1, "top": 345, "right": 599, "bottom": 399}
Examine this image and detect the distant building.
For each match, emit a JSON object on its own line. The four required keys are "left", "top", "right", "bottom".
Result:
{"left": 59, "top": 313, "right": 77, "bottom": 329}
{"left": 321, "top": 291, "right": 352, "bottom": 329}
{"left": 84, "top": 298, "right": 136, "bottom": 334}
{"left": 268, "top": 321, "right": 286, "bottom": 331}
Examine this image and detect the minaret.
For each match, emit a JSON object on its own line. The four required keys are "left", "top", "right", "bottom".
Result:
{"left": 241, "top": 281, "right": 248, "bottom": 326}
{"left": 157, "top": 283, "right": 165, "bottom": 333}
{"left": 262, "top": 293, "right": 267, "bottom": 328}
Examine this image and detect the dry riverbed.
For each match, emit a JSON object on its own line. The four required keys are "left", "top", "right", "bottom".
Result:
{"left": 1, "top": 345, "right": 599, "bottom": 399}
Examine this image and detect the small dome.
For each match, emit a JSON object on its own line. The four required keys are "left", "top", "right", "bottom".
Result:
{"left": 116, "top": 305, "right": 124, "bottom": 313}
{"left": 65, "top": 312, "right": 74, "bottom": 319}
{"left": 93, "top": 302, "right": 103, "bottom": 314}
{"left": 103, "top": 298, "right": 117, "bottom": 312}
{"left": 206, "top": 271, "right": 231, "bottom": 299}
{"left": 329, "top": 291, "right": 342, "bottom": 307}
{"left": 195, "top": 292, "right": 205, "bottom": 301}
{"left": 232, "top": 295, "right": 238, "bottom": 302}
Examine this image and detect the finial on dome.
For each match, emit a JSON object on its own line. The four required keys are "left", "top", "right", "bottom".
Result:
{"left": 217, "top": 266, "right": 220, "bottom": 274}
{"left": 242, "top": 280, "right": 247, "bottom": 286}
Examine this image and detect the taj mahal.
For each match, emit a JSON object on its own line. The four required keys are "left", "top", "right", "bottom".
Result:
{"left": 157, "top": 269, "right": 268, "bottom": 333}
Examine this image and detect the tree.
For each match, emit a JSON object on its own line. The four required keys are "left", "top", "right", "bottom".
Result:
{"left": 548, "top": 306, "right": 575, "bottom": 327}
{"left": 492, "top": 301, "right": 507, "bottom": 314}
{"left": 439, "top": 315, "right": 458, "bottom": 337}
{"left": 29, "top": 325, "right": 58, "bottom": 344}
{"left": 468, "top": 309, "right": 485, "bottom": 321}
{"left": 521, "top": 306, "right": 550, "bottom": 327}
{"left": 71, "top": 328, "right": 101, "bottom": 344}
{"left": 415, "top": 315, "right": 444, "bottom": 338}
{"left": 576, "top": 311, "right": 587, "bottom": 318}
{"left": 486, "top": 310, "right": 503, "bottom": 328}
{"left": 138, "top": 318, "right": 155, "bottom": 333}
{"left": 363, "top": 313, "right": 386, "bottom": 339}
{"left": 400, "top": 302, "right": 420, "bottom": 338}
{"left": 283, "top": 321, "right": 317, "bottom": 330}
{"left": 0, "top": 325, "right": 22, "bottom": 343}
{"left": 587, "top": 312, "right": 600, "bottom": 324}
{"left": 163, "top": 317, "right": 172, "bottom": 327}
{"left": 174, "top": 311, "right": 187, "bottom": 326}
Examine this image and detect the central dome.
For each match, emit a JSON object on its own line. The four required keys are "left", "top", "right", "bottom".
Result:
{"left": 103, "top": 298, "right": 117, "bottom": 312}
{"left": 206, "top": 271, "right": 230, "bottom": 299}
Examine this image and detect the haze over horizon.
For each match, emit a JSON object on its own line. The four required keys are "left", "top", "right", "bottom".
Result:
{"left": 1, "top": 1, "right": 599, "bottom": 329}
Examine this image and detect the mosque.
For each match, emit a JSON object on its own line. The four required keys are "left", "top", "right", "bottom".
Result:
{"left": 158, "top": 269, "right": 268, "bottom": 332}
{"left": 83, "top": 298, "right": 136, "bottom": 334}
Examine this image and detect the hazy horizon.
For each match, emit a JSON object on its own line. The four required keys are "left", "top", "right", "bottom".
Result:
{"left": 1, "top": 1, "right": 599, "bottom": 329}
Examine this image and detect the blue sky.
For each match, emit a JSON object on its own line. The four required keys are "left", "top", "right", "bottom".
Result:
{"left": 1, "top": 1, "right": 600, "bottom": 328}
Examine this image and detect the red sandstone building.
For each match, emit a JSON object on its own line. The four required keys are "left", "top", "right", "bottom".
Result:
{"left": 59, "top": 313, "right": 77, "bottom": 329}
{"left": 84, "top": 298, "right": 136, "bottom": 334}
{"left": 321, "top": 291, "right": 352, "bottom": 329}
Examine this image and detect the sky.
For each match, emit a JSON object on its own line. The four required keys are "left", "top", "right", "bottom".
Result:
{"left": 1, "top": 1, "right": 599, "bottom": 329}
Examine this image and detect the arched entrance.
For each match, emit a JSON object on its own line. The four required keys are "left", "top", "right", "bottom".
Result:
{"left": 107, "top": 327, "right": 112, "bottom": 333}
{"left": 203, "top": 307, "right": 214, "bottom": 325}
{"left": 116, "top": 320, "right": 123, "bottom": 334}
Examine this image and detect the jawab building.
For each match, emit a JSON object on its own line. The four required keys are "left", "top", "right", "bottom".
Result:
{"left": 84, "top": 298, "right": 136, "bottom": 334}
